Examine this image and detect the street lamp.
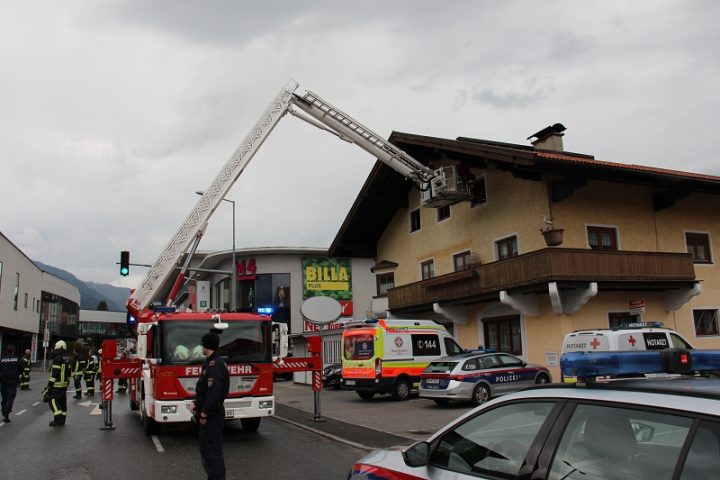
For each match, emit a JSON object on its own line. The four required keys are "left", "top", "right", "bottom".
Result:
{"left": 196, "top": 191, "right": 236, "bottom": 311}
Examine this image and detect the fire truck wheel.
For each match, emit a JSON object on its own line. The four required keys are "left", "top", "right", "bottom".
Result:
{"left": 357, "top": 391, "right": 375, "bottom": 400}
{"left": 241, "top": 417, "right": 261, "bottom": 432}
{"left": 140, "top": 392, "right": 160, "bottom": 436}
{"left": 129, "top": 397, "right": 139, "bottom": 411}
{"left": 391, "top": 378, "right": 411, "bottom": 401}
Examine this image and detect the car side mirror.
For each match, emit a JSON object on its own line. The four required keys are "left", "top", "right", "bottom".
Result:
{"left": 631, "top": 422, "right": 655, "bottom": 442}
{"left": 402, "top": 441, "right": 430, "bottom": 467}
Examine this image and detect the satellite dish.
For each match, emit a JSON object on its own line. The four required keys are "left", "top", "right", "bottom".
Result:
{"left": 301, "top": 296, "right": 342, "bottom": 326}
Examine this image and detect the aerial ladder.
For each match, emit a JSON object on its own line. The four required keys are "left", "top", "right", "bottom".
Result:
{"left": 127, "top": 79, "right": 472, "bottom": 314}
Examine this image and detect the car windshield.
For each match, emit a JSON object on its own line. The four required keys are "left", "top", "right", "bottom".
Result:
{"left": 425, "top": 361, "right": 459, "bottom": 373}
{"left": 160, "top": 319, "right": 270, "bottom": 365}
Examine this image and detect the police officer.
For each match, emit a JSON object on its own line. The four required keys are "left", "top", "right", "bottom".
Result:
{"left": 84, "top": 349, "right": 97, "bottom": 396}
{"left": 1, "top": 344, "right": 23, "bottom": 422}
{"left": 189, "top": 332, "right": 229, "bottom": 480}
{"left": 20, "top": 349, "right": 31, "bottom": 390}
{"left": 46, "top": 340, "right": 71, "bottom": 426}
{"left": 71, "top": 348, "right": 87, "bottom": 399}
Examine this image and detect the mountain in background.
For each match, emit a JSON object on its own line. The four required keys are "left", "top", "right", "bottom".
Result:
{"left": 35, "top": 261, "right": 130, "bottom": 311}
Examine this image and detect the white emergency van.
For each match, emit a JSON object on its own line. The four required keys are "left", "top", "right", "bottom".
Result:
{"left": 341, "top": 318, "right": 463, "bottom": 400}
{"left": 561, "top": 322, "right": 694, "bottom": 381}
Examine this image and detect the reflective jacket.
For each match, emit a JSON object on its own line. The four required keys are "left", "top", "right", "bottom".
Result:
{"left": 72, "top": 357, "right": 87, "bottom": 378}
{"left": 85, "top": 355, "right": 98, "bottom": 375}
{"left": 48, "top": 350, "right": 71, "bottom": 388}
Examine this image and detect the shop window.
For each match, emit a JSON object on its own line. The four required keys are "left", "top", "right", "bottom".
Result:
{"left": 587, "top": 226, "right": 618, "bottom": 251}
{"left": 686, "top": 232, "right": 712, "bottom": 264}
{"left": 376, "top": 273, "right": 394, "bottom": 297}
{"left": 694, "top": 309, "right": 719, "bottom": 336}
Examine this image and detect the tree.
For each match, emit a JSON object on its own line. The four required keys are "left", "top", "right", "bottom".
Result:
{"left": 96, "top": 300, "right": 109, "bottom": 311}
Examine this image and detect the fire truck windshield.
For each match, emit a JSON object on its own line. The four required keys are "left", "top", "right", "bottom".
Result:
{"left": 160, "top": 320, "right": 271, "bottom": 365}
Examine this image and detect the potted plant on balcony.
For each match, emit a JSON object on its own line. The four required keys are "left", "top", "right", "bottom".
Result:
{"left": 540, "top": 217, "right": 564, "bottom": 246}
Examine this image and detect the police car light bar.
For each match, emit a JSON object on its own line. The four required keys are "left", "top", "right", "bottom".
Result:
{"left": 561, "top": 349, "right": 720, "bottom": 382}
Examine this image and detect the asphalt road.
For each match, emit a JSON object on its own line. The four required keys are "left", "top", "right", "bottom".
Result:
{"left": 0, "top": 372, "right": 378, "bottom": 480}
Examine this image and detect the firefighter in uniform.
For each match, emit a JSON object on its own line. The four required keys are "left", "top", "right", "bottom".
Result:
{"left": 189, "top": 332, "right": 229, "bottom": 480}
{"left": 84, "top": 349, "right": 97, "bottom": 396}
{"left": 20, "top": 349, "right": 31, "bottom": 390}
{"left": 46, "top": 340, "right": 71, "bottom": 426}
{"left": 71, "top": 348, "right": 87, "bottom": 399}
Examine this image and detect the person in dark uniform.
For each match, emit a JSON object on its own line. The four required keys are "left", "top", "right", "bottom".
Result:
{"left": 46, "top": 340, "right": 71, "bottom": 426}
{"left": 1, "top": 344, "right": 23, "bottom": 422}
{"left": 20, "top": 349, "right": 31, "bottom": 390}
{"left": 189, "top": 332, "right": 229, "bottom": 480}
{"left": 71, "top": 348, "right": 87, "bottom": 399}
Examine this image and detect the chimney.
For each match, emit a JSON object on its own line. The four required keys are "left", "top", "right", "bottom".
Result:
{"left": 528, "top": 123, "right": 566, "bottom": 151}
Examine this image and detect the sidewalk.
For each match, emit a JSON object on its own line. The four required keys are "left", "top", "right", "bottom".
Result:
{"left": 272, "top": 380, "right": 473, "bottom": 451}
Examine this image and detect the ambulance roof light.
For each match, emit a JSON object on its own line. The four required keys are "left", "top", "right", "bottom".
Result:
{"left": 561, "top": 349, "right": 720, "bottom": 383}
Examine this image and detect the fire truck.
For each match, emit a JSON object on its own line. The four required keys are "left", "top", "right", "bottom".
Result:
{"left": 104, "top": 79, "right": 474, "bottom": 434}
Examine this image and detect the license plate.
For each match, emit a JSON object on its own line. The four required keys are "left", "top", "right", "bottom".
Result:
{"left": 225, "top": 409, "right": 234, "bottom": 418}
{"left": 426, "top": 378, "right": 440, "bottom": 384}
{"left": 345, "top": 379, "right": 356, "bottom": 386}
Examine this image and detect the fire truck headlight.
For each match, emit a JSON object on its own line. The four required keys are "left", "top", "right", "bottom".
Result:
{"left": 161, "top": 405, "right": 178, "bottom": 414}
{"left": 259, "top": 400, "right": 273, "bottom": 409}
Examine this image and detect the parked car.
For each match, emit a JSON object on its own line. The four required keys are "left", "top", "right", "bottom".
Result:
{"left": 322, "top": 363, "right": 342, "bottom": 390}
{"left": 419, "top": 351, "right": 551, "bottom": 406}
{"left": 349, "top": 349, "right": 720, "bottom": 480}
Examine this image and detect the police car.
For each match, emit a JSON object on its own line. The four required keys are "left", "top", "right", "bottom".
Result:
{"left": 419, "top": 351, "right": 551, "bottom": 406}
{"left": 348, "top": 349, "right": 720, "bottom": 480}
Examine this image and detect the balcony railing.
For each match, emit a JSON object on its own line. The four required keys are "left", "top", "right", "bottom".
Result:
{"left": 388, "top": 248, "right": 696, "bottom": 311}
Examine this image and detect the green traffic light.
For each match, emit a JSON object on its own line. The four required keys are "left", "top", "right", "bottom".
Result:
{"left": 120, "top": 267, "right": 129, "bottom": 276}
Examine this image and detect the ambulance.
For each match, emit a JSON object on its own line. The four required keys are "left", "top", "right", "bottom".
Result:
{"left": 341, "top": 318, "right": 463, "bottom": 400}
{"left": 561, "top": 322, "right": 694, "bottom": 382}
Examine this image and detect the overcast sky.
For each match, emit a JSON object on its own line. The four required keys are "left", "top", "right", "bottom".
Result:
{"left": 2, "top": 0, "right": 719, "bottom": 289}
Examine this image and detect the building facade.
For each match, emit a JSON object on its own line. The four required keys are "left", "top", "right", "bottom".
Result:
{"left": 329, "top": 127, "right": 720, "bottom": 379}
{"left": 1, "top": 231, "right": 80, "bottom": 363}
{"left": 186, "top": 247, "right": 375, "bottom": 369}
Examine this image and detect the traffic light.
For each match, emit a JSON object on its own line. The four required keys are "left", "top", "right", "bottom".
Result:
{"left": 120, "top": 250, "right": 130, "bottom": 276}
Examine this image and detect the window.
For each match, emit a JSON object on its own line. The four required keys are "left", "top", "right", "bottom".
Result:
{"left": 470, "top": 177, "right": 487, "bottom": 207}
{"left": 680, "top": 421, "right": 720, "bottom": 479}
{"left": 686, "top": 232, "right": 712, "bottom": 263}
{"left": 430, "top": 402, "right": 556, "bottom": 478}
{"left": 548, "top": 404, "right": 693, "bottom": 480}
{"left": 453, "top": 251, "right": 472, "bottom": 271}
{"left": 410, "top": 209, "right": 421, "bottom": 232}
{"left": 24, "top": 292, "right": 28, "bottom": 309}
{"left": 587, "top": 226, "right": 618, "bottom": 250}
{"left": 444, "top": 337, "right": 464, "bottom": 356}
{"left": 484, "top": 316, "right": 522, "bottom": 355}
{"left": 437, "top": 205, "right": 450, "bottom": 222}
{"left": 13, "top": 273, "right": 19, "bottom": 310}
{"left": 376, "top": 273, "right": 394, "bottom": 297}
{"left": 421, "top": 260, "right": 435, "bottom": 280}
{"left": 694, "top": 309, "right": 719, "bottom": 336}
{"left": 496, "top": 236, "right": 518, "bottom": 260}
{"left": 0, "top": 260, "right": 3, "bottom": 295}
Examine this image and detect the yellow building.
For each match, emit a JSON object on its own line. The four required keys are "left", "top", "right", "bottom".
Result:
{"left": 328, "top": 125, "right": 720, "bottom": 379}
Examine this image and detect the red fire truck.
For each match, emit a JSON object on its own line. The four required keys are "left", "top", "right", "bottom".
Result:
{"left": 102, "top": 79, "right": 472, "bottom": 434}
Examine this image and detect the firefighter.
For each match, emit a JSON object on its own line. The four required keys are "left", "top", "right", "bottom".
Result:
{"left": 46, "top": 340, "right": 71, "bottom": 426}
{"left": 20, "top": 349, "right": 31, "bottom": 390}
{"left": 71, "top": 348, "right": 87, "bottom": 399}
{"left": 189, "top": 332, "right": 229, "bottom": 480}
{"left": 84, "top": 349, "right": 97, "bottom": 396}
{"left": 96, "top": 348, "right": 103, "bottom": 382}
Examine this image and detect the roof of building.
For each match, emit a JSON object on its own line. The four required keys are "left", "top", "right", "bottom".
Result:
{"left": 328, "top": 131, "right": 720, "bottom": 258}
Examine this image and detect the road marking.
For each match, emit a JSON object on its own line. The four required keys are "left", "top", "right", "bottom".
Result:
{"left": 151, "top": 435, "right": 165, "bottom": 453}
{"left": 90, "top": 405, "right": 102, "bottom": 416}
{"left": 16, "top": 410, "right": 26, "bottom": 416}
{"left": 32, "top": 402, "right": 40, "bottom": 406}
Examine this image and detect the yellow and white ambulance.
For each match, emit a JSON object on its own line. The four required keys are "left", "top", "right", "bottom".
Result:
{"left": 341, "top": 318, "right": 463, "bottom": 400}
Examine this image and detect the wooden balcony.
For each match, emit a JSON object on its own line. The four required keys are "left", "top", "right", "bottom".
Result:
{"left": 388, "top": 248, "right": 696, "bottom": 311}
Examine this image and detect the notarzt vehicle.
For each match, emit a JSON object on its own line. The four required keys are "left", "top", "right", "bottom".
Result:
{"left": 349, "top": 349, "right": 720, "bottom": 480}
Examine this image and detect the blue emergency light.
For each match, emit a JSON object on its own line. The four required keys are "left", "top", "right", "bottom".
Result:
{"left": 561, "top": 349, "right": 720, "bottom": 381}
{"left": 152, "top": 305, "right": 176, "bottom": 314}
{"left": 257, "top": 306, "right": 274, "bottom": 315}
